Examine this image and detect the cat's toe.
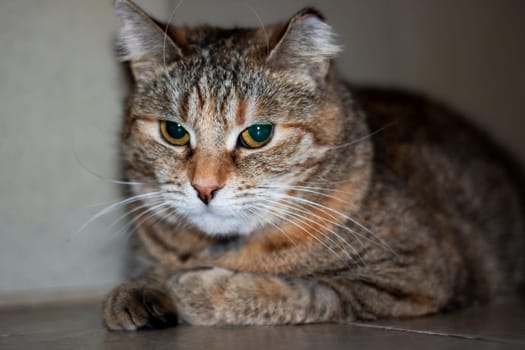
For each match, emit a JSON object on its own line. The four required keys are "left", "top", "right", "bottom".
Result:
{"left": 103, "top": 282, "right": 178, "bottom": 331}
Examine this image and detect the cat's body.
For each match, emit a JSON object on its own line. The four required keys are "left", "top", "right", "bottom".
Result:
{"left": 104, "top": 0, "right": 525, "bottom": 330}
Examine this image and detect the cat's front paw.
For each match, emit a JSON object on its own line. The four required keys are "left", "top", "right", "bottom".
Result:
{"left": 103, "top": 282, "right": 178, "bottom": 331}
{"left": 166, "top": 267, "right": 234, "bottom": 325}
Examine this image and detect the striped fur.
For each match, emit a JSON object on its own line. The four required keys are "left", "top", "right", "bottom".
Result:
{"left": 104, "top": 0, "right": 525, "bottom": 330}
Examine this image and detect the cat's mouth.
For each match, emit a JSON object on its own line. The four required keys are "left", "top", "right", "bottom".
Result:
{"left": 161, "top": 185, "right": 265, "bottom": 236}
{"left": 174, "top": 197, "right": 260, "bottom": 236}
{"left": 186, "top": 210, "right": 257, "bottom": 236}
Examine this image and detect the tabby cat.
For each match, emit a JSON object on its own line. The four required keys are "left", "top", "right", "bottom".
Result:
{"left": 104, "top": 0, "right": 525, "bottom": 330}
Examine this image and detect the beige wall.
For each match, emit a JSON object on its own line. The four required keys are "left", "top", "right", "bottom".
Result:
{"left": 0, "top": 0, "right": 524, "bottom": 299}
{"left": 0, "top": 0, "right": 169, "bottom": 299}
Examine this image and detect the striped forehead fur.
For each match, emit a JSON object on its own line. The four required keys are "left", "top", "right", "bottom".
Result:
{"left": 129, "top": 62, "right": 323, "bottom": 125}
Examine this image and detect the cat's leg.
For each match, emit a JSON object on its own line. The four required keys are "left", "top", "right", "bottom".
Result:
{"left": 168, "top": 265, "right": 454, "bottom": 325}
{"left": 103, "top": 269, "right": 341, "bottom": 330}
{"left": 167, "top": 267, "right": 343, "bottom": 325}
{"left": 103, "top": 281, "right": 178, "bottom": 331}
{"left": 104, "top": 264, "right": 452, "bottom": 330}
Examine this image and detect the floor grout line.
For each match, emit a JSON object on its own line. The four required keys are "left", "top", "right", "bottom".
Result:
{"left": 350, "top": 322, "right": 525, "bottom": 346}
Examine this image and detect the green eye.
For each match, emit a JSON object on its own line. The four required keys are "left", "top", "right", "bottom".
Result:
{"left": 239, "top": 123, "right": 274, "bottom": 149}
{"left": 160, "top": 120, "right": 190, "bottom": 146}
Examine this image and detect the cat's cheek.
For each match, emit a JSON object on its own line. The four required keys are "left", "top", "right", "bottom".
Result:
{"left": 131, "top": 118, "right": 158, "bottom": 143}
{"left": 234, "top": 152, "right": 293, "bottom": 180}
{"left": 126, "top": 122, "right": 192, "bottom": 185}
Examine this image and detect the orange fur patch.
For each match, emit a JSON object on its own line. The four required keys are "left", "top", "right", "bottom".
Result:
{"left": 236, "top": 99, "right": 247, "bottom": 125}
{"left": 217, "top": 177, "right": 363, "bottom": 273}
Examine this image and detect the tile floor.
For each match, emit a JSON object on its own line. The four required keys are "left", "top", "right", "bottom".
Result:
{"left": 0, "top": 297, "right": 524, "bottom": 349}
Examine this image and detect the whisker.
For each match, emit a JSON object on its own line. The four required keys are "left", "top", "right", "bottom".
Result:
{"left": 275, "top": 193, "right": 397, "bottom": 256}
{"left": 298, "top": 176, "right": 360, "bottom": 187}
{"left": 246, "top": 207, "right": 297, "bottom": 247}
{"left": 103, "top": 199, "right": 166, "bottom": 235}
{"left": 126, "top": 204, "right": 186, "bottom": 241}
{"left": 329, "top": 121, "right": 397, "bottom": 150}
{"left": 84, "top": 198, "right": 128, "bottom": 210}
{"left": 262, "top": 197, "right": 364, "bottom": 248}
{"left": 257, "top": 200, "right": 357, "bottom": 262}
{"left": 261, "top": 185, "right": 378, "bottom": 252}
{"left": 116, "top": 201, "right": 171, "bottom": 239}
{"left": 266, "top": 123, "right": 393, "bottom": 189}
{"left": 238, "top": 190, "right": 371, "bottom": 258}
{"left": 263, "top": 184, "right": 355, "bottom": 196}
{"left": 244, "top": 3, "right": 269, "bottom": 55}
{"left": 276, "top": 198, "right": 372, "bottom": 265}
{"left": 261, "top": 185, "right": 348, "bottom": 203}
{"left": 70, "top": 191, "right": 163, "bottom": 241}
{"left": 162, "top": 0, "right": 185, "bottom": 88}
{"left": 72, "top": 140, "right": 150, "bottom": 186}
{"left": 256, "top": 200, "right": 349, "bottom": 260}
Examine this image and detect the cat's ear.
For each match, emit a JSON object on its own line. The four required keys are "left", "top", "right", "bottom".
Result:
{"left": 114, "top": 0, "right": 182, "bottom": 80}
{"left": 267, "top": 8, "right": 341, "bottom": 83}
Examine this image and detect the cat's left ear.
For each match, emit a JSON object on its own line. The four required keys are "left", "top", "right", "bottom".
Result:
{"left": 267, "top": 8, "right": 341, "bottom": 83}
{"left": 114, "top": 0, "right": 182, "bottom": 80}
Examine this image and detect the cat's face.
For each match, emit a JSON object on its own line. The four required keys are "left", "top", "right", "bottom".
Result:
{"left": 116, "top": 1, "right": 348, "bottom": 236}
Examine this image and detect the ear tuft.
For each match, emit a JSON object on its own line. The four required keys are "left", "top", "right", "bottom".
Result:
{"left": 268, "top": 8, "right": 341, "bottom": 82}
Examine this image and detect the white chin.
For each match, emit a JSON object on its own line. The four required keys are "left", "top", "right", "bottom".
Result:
{"left": 187, "top": 212, "right": 258, "bottom": 236}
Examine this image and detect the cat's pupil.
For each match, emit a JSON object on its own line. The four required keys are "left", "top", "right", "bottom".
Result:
{"left": 248, "top": 124, "right": 272, "bottom": 143}
{"left": 165, "top": 121, "right": 186, "bottom": 139}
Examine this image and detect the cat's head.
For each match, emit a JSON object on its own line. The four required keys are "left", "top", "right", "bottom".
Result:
{"left": 115, "top": 0, "right": 370, "bottom": 236}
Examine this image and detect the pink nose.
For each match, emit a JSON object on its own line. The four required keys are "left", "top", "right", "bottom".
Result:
{"left": 192, "top": 183, "right": 222, "bottom": 205}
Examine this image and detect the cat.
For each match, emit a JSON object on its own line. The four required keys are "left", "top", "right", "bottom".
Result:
{"left": 103, "top": 0, "right": 525, "bottom": 330}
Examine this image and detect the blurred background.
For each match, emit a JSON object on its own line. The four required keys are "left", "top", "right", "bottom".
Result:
{"left": 0, "top": 0, "right": 524, "bottom": 304}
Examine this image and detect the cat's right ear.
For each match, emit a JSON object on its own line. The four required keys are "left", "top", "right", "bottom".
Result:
{"left": 114, "top": 0, "right": 182, "bottom": 81}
